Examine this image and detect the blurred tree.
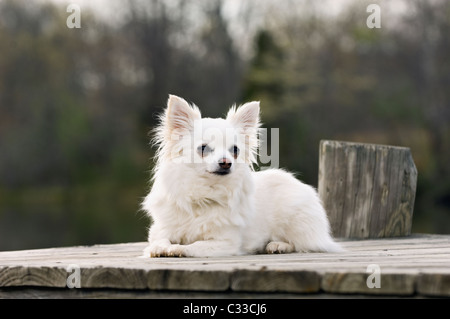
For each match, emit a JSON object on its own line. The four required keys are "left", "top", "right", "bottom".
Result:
{"left": 0, "top": 0, "right": 149, "bottom": 249}
{"left": 399, "top": 0, "right": 450, "bottom": 232}
{"left": 123, "top": 0, "right": 243, "bottom": 123}
{"left": 242, "top": 30, "right": 286, "bottom": 117}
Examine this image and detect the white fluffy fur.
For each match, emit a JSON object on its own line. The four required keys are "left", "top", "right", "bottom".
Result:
{"left": 142, "top": 95, "right": 342, "bottom": 257}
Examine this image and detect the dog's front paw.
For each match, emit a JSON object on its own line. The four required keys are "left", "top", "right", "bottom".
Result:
{"left": 166, "top": 244, "right": 187, "bottom": 257}
{"left": 143, "top": 244, "right": 165, "bottom": 258}
{"left": 266, "top": 241, "right": 294, "bottom": 254}
{"left": 144, "top": 243, "right": 187, "bottom": 258}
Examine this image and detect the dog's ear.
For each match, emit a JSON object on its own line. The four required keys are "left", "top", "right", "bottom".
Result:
{"left": 227, "top": 101, "right": 260, "bottom": 166}
{"left": 226, "top": 101, "right": 260, "bottom": 131}
{"left": 166, "top": 95, "right": 201, "bottom": 133}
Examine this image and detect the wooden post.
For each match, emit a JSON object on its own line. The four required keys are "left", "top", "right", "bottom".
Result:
{"left": 318, "top": 140, "right": 418, "bottom": 239}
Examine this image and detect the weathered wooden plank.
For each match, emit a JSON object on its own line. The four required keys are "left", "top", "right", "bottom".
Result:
{"left": 231, "top": 269, "right": 320, "bottom": 293}
{"left": 1, "top": 248, "right": 448, "bottom": 272}
{"left": 1, "top": 235, "right": 449, "bottom": 297}
{"left": 146, "top": 269, "right": 230, "bottom": 291}
{"left": 318, "top": 140, "right": 418, "bottom": 238}
{"left": 321, "top": 272, "right": 417, "bottom": 295}
{"left": 82, "top": 267, "right": 149, "bottom": 290}
{"left": 417, "top": 273, "right": 450, "bottom": 296}
{"left": 0, "top": 287, "right": 426, "bottom": 299}
{"left": 0, "top": 266, "right": 68, "bottom": 288}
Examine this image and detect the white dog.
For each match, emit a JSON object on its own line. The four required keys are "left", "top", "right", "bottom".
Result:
{"left": 142, "top": 95, "right": 342, "bottom": 257}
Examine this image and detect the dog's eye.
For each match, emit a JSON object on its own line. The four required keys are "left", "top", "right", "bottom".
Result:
{"left": 197, "top": 144, "right": 212, "bottom": 157}
{"left": 231, "top": 145, "right": 240, "bottom": 158}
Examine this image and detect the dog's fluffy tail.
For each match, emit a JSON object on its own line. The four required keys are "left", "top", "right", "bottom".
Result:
{"left": 317, "top": 238, "right": 345, "bottom": 253}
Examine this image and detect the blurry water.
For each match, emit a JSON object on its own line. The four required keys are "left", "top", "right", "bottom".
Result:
{"left": 0, "top": 206, "right": 71, "bottom": 251}
{"left": 0, "top": 187, "right": 148, "bottom": 251}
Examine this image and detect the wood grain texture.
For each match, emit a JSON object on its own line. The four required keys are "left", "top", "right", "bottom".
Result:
{"left": 322, "top": 272, "right": 416, "bottom": 295}
{"left": 0, "top": 287, "right": 424, "bottom": 299}
{"left": 231, "top": 269, "right": 320, "bottom": 293}
{"left": 318, "top": 140, "right": 418, "bottom": 238}
{"left": 146, "top": 269, "right": 231, "bottom": 291}
{"left": 0, "top": 234, "right": 449, "bottom": 297}
{"left": 417, "top": 273, "right": 450, "bottom": 296}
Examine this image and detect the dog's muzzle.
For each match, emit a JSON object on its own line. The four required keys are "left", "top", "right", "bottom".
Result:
{"left": 213, "top": 158, "right": 232, "bottom": 175}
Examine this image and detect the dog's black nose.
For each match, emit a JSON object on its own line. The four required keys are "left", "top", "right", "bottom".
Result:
{"left": 218, "top": 158, "right": 232, "bottom": 170}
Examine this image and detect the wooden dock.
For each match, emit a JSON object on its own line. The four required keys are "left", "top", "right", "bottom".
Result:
{"left": 0, "top": 234, "right": 449, "bottom": 298}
